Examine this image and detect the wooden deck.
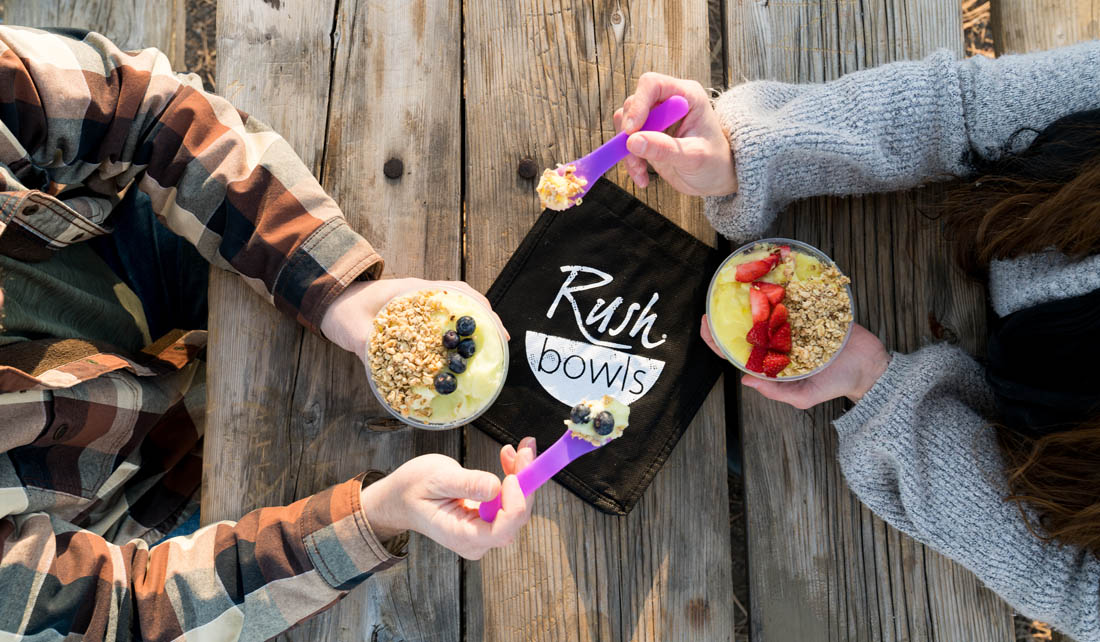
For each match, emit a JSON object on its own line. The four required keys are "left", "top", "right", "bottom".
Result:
{"left": 7, "top": 0, "right": 1095, "bottom": 640}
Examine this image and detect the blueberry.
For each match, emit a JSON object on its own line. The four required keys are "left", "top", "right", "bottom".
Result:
{"left": 456, "top": 338, "right": 476, "bottom": 358}
{"left": 448, "top": 353, "right": 467, "bottom": 374}
{"left": 593, "top": 411, "right": 615, "bottom": 436}
{"left": 433, "top": 371, "right": 457, "bottom": 394}
{"left": 570, "top": 403, "right": 591, "bottom": 425}
{"left": 442, "top": 330, "right": 460, "bottom": 349}
{"left": 456, "top": 316, "right": 477, "bottom": 337}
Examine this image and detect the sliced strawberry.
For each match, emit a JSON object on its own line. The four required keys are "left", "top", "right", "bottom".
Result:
{"left": 734, "top": 254, "right": 780, "bottom": 282}
{"left": 749, "top": 287, "right": 771, "bottom": 324}
{"left": 769, "top": 303, "right": 788, "bottom": 331}
{"left": 745, "top": 345, "right": 768, "bottom": 373}
{"left": 746, "top": 321, "right": 770, "bottom": 347}
{"left": 754, "top": 281, "right": 786, "bottom": 305}
{"left": 762, "top": 351, "right": 790, "bottom": 378}
{"left": 769, "top": 323, "right": 792, "bottom": 353}
{"left": 776, "top": 245, "right": 792, "bottom": 260}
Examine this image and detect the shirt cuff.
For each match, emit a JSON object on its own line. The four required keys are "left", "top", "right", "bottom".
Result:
{"left": 299, "top": 473, "right": 407, "bottom": 590}
{"left": 833, "top": 350, "right": 910, "bottom": 438}
{"left": 274, "top": 218, "right": 385, "bottom": 335}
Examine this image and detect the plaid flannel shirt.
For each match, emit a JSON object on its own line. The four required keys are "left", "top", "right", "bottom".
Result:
{"left": 0, "top": 26, "right": 406, "bottom": 641}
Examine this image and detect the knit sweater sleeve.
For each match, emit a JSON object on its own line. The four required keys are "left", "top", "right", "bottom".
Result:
{"left": 706, "top": 41, "right": 1100, "bottom": 241}
{"left": 834, "top": 344, "right": 1100, "bottom": 641}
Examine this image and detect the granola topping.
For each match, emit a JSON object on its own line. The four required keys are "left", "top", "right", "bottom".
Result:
{"left": 536, "top": 164, "right": 587, "bottom": 211}
{"left": 782, "top": 267, "right": 853, "bottom": 376}
{"left": 368, "top": 291, "right": 448, "bottom": 417}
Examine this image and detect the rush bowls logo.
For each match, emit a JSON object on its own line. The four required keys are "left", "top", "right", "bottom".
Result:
{"left": 526, "top": 265, "right": 666, "bottom": 406}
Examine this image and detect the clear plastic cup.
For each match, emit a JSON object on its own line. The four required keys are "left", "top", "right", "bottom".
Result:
{"left": 705, "top": 238, "right": 855, "bottom": 381}
{"left": 365, "top": 287, "right": 509, "bottom": 430}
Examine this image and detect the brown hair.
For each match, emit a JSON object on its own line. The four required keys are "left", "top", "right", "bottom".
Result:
{"left": 940, "top": 110, "right": 1100, "bottom": 555}
{"left": 941, "top": 115, "right": 1100, "bottom": 276}
{"left": 943, "top": 160, "right": 1100, "bottom": 276}
{"left": 996, "top": 422, "right": 1100, "bottom": 553}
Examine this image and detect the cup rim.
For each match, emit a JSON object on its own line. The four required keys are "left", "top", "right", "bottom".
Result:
{"left": 365, "top": 286, "right": 510, "bottom": 430}
{"left": 705, "top": 237, "right": 855, "bottom": 381}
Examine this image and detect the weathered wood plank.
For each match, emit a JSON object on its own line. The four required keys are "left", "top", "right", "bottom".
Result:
{"left": 464, "top": 1, "right": 732, "bottom": 641}
{"left": 727, "top": 1, "right": 1017, "bottom": 640}
{"left": 207, "top": 1, "right": 463, "bottom": 641}
{"left": 991, "top": 0, "right": 1099, "bottom": 55}
{"left": 6, "top": 0, "right": 185, "bottom": 68}
{"left": 205, "top": 0, "right": 335, "bottom": 529}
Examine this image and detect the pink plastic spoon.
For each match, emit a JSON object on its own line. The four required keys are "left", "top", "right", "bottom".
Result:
{"left": 558, "top": 95, "right": 690, "bottom": 202}
{"left": 478, "top": 429, "right": 605, "bottom": 523}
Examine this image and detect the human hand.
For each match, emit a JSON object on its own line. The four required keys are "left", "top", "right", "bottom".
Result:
{"left": 701, "top": 317, "right": 891, "bottom": 407}
{"left": 320, "top": 277, "right": 508, "bottom": 362}
{"left": 360, "top": 438, "right": 537, "bottom": 560}
{"left": 615, "top": 72, "right": 737, "bottom": 197}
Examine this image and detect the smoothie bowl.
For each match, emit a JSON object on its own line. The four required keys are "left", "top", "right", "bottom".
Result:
{"left": 707, "top": 239, "right": 854, "bottom": 380}
{"left": 366, "top": 288, "right": 509, "bottom": 429}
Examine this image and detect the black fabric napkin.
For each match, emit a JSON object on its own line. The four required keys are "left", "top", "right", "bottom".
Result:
{"left": 473, "top": 178, "right": 724, "bottom": 515}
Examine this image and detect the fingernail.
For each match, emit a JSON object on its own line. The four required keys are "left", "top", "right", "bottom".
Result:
{"left": 623, "top": 117, "right": 634, "bottom": 131}
{"left": 627, "top": 135, "right": 646, "bottom": 155}
{"left": 503, "top": 444, "right": 516, "bottom": 458}
{"left": 742, "top": 377, "right": 759, "bottom": 389}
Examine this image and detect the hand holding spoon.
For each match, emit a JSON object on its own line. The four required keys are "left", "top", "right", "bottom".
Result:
{"left": 537, "top": 95, "right": 690, "bottom": 210}
{"left": 478, "top": 430, "right": 599, "bottom": 522}
{"left": 479, "top": 397, "right": 628, "bottom": 522}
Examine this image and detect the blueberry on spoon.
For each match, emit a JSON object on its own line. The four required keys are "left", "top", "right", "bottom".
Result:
{"left": 593, "top": 411, "right": 615, "bottom": 436}
{"left": 570, "top": 403, "right": 591, "bottom": 425}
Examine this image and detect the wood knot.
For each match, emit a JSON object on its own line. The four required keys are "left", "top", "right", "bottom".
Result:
{"left": 928, "top": 311, "right": 959, "bottom": 343}
{"left": 383, "top": 157, "right": 405, "bottom": 180}
{"left": 370, "top": 623, "right": 400, "bottom": 642}
{"left": 302, "top": 402, "right": 322, "bottom": 427}
{"left": 517, "top": 157, "right": 539, "bottom": 180}
{"left": 360, "top": 415, "right": 407, "bottom": 433}
{"left": 611, "top": 11, "right": 623, "bottom": 25}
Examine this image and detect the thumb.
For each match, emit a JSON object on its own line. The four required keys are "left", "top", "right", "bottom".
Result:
{"left": 626, "top": 131, "right": 686, "bottom": 165}
{"left": 436, "top": 469, "right": 501, "bottom": 502}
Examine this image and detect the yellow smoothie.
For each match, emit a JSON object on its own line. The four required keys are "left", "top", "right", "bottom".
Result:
{"left": 405, "top": 291, "right": 506, "bottom": 424}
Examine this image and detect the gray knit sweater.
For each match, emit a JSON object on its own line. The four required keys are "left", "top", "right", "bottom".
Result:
{"left": 709, "top": 42, "right": 1100, "bottom": 641}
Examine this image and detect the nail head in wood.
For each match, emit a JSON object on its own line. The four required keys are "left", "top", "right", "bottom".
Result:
{"left": 517, "top": 158, "right": 539, "bottom": 180}
{"left": 383, "top": 157, "right": 404, "bottom": 179}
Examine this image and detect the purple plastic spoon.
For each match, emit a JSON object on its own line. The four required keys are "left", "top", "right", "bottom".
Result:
{"left": 478, "top": 429, "right": 603, "bottom": 523}
{"left": 558, "top": 95, "right": 690, "bottom": 202}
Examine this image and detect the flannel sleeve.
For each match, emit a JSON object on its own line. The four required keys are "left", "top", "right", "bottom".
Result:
{"left": 0, "top": 26, "right": 383, "bottom": 332}
{"left": 0, "top": 474, "right": 406, "bottom": 641}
